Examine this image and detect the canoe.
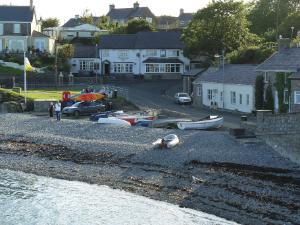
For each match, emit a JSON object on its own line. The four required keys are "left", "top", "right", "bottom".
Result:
{"left": 151, "top": 118, "right": 192, "bottom": 128}
{"left": 177, "top": 116, "right": 223, "bottom": 130}
{"left": 98, "top": 117, "right": 131, "bottom": 126}
{"left": 152, "top": 134, "right": 179, "bottom": 149}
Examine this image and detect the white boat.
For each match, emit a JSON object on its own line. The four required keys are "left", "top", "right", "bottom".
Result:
{"left": 152, "top": 134, "right": 179, "bottom": 149}
{"left": 98, "top": 117, "right": 131, "bottom": 126}
{"left": 177, "top": 116, "right": 223, "bottom": 130}
{"left": 151, "top": 118, "right": 192, "bottom": 128}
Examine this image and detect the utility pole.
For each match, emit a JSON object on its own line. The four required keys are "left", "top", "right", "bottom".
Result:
{"left": 55, "top": 43, "right": 58, "bottom": 88}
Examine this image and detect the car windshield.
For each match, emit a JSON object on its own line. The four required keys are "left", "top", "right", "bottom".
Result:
{"left": 72, "top": 102, "right": 81, "bottom": 107}
{"left": 179, "top": 93, "right": 189, "bottom": 97}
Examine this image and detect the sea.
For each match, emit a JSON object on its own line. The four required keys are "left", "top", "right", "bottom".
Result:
{"left": 0, "top": 169, "right": 237, "bottom": 225}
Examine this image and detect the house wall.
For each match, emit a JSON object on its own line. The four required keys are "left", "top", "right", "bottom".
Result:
{"left": 291, "top": 79, "right": 300, "bottom": 113}
{"left": 196, "top": 82, "right": 255, "bottom": 113}
{"left": 99, "top": 48, "right": 189, "bottom": 79}
{"left": 30, "top": 37, "right": 55, "bottom": 54}
{"left": 70, "top": 58, "right": 100, "bottom": 75}
{"left": 0, "top": 36, "right": 29, "bottom": 52}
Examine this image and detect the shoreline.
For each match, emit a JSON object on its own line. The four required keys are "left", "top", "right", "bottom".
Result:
{"left": 0, "top": 113, "right": 300, "bottom": 225}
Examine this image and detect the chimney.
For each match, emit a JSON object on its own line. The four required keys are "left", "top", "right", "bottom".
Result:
{"left": 278, "top": 37, "right": 291, "bottom": 52}
{"left": 109, "top": 4, "right": 115, "bottom": 11}
{"left": 30, "top": 0, "right": 33, "bottom": 9}
{"left": 75, "top": 15, "right": 80, "bottom": 19}
{"left": 133, "top": 2, "right": 139, "bottom": 9}
{"left": 180, "top": 8, "right": 184, "bottom": 15}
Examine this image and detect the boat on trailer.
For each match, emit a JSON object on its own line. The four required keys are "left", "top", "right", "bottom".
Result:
{"left": 177, "top": 116, "right": 223, "bottom": 130}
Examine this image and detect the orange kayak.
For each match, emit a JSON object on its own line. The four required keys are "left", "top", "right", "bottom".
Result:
{"left": 74, "top": 93, "right": 105, "bottom": 102}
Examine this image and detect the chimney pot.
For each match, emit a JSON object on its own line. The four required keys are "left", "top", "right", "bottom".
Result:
{"left": 180, "top": 8, "right": 184, "bottom": 15}
{"left": 109, "top": 4, "right": 115, "bottom": 11}
{"left": 30, "top": 0, "right": 33, "bottom": 9}
{"left": 134, "top": 2, "right": 139, "bottom": 9}
{"left": 75, "top": 15, "right": 80, "bottom": 19}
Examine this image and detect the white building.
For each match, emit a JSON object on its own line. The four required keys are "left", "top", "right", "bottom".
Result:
{"left": 193, "top": 64, "right": 259, "bottom": 113}
{"left": 99, "top": 31, "right": 190, "bottom": 79}
{"left": 0, "top": 0, "right": 55, "bottom": 54}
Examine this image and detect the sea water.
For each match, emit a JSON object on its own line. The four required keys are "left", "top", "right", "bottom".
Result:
{"left": 0, "top": 169, "right": 237, "bottom": 225}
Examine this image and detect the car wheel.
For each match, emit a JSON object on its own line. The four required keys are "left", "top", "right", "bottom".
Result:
{"left": 74, "top": 111, "right": 80, "bottom": 118}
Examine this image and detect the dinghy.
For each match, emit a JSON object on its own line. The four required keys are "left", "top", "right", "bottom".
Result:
{"left": 177, "top": 116, "right": 223, "bottom": 130}
{"left": 152, "top": 134, "right": 179, "bottom": 149}
{"left": 98, "top": 117, "right": 131, "bottom": 126}
{"left": 151, "top": 118, "right": 192, "bottom": 129}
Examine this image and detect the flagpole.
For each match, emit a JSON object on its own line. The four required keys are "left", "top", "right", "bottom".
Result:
{"left": 24, "top": 51, "right": 27, "bottom": 104}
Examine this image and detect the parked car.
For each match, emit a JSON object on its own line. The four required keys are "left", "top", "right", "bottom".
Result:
{"left": 174, "top": 92, "right": 192, "bottom": 104}
{"left": 62, "top": 101, "right": 105, "bottom": 118}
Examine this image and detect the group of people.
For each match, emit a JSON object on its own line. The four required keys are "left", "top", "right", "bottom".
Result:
{"left": 49, "top": 101, "right": 62, "bottom": 121}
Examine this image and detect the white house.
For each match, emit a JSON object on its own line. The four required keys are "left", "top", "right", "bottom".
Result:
{"left": 0, "top": 0, "right": 55, "bottom": 54}
{"left": 99, "top": 31, "right": 190, "bottom": 79}
{"left": 70, "top": 44, "right": 100, "bottom": 76}
{"left": 193, "top": 64, "right": 259, "bottom": 113}
{"left": 57, "top": 16, "right": 106, "bottom": 41}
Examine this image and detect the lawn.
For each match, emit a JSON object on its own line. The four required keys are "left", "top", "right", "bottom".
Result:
{"left": 0, "top": 65, "right": 23, "bottom": 75}
{"left": 21, "top": 90, "right": 80, "bottom": 100}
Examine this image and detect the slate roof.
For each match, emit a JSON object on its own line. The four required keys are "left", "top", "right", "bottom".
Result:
{"left": 0, "top": 6, "right": 34, "bottom": 22}
{"left": 256, "top": 48, "right": 300, "bottom": 72}
{"left": 143, "top": 58, "right": 183, "bottom": 63}
{"left": 289, "top": 72, "right": 300, "bottom": 80}
{"left": 32, "top": 31, "right": 50, "bottom": 38}
{"left": 156, "top": 16, "right": 178, "bottom": 27}
{"left": 99, "top": 31, "right": 184, "bottom": 49}
{"left": 107, "top": 7, "right": 155, "bottom": 20}
{"left": 194, "top": 64, "right": 258, "bottom": 86}
{"left": 73, "top": 44, "right": 98, "bottom": 58}
{"left": 62, "top": 17, "right": 101, "bottom": 27}
{"left": 178, "top": 13, "right": 194, "bottom": 21}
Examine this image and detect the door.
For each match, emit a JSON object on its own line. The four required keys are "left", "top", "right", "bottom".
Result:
{"left": 104, "top": 63, "right": 110, "bottom": 76}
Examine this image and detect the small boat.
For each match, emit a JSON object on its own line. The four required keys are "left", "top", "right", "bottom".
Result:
{"left": 135, "top": 119, "right": 153, "bottom": 127}
{"left": 98, "top": 117, "right": 131, "bottom": 126}
{"left": 177, "top": 116, "right": 223, "bottom": 130}
{"left": 152, "top": 134, "right": 179, "bottom": 149}
{"left": 151, "top": 118, "right": 192, "bottom": 129}
{"left": 116, "top": 113, "right": 155, "bottom": 126}
{"left": 73, "top": 93, "right": 105, "bottom": 102}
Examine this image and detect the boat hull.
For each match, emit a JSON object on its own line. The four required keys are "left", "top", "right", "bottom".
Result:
{"left": 177, "top": 117, "right": 223, "bottom": 130}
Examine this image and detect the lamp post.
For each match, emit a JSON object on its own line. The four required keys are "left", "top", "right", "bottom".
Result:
{"left": 291, "top": 26, "right": 295, "bottom": 39}
{"left": 214, "top": 50, "right": 225, "bottom": 109}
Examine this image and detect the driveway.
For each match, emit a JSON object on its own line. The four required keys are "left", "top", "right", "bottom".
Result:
{"left": 112, "top": 80, "right": 251, "bottom": 129}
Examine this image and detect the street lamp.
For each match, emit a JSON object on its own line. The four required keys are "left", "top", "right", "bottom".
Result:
{"left": 291, "top": 26, "right": 295, "bottom": 39}
{"left": 214, "top": 50, "right": 225, "bottom": 109}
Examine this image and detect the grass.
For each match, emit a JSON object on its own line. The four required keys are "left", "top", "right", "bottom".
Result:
{"left": 0, "top": 65, "right": 23, "bottom": 75}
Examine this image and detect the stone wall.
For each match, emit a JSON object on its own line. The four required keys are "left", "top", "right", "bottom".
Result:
{"left": 256, "top": 110, "right": 300, "bottom": 134}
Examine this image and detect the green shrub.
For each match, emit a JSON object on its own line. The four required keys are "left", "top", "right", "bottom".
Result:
{"left": 264, "top": 85, "right": 274, "bottom": 112}
{"left": 255, "top": 75, "right": 264, "bottom": 110}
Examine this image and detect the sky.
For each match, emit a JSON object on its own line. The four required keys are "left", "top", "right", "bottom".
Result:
{"left": 0, "top": 0, "right": 210, "bottom": 24}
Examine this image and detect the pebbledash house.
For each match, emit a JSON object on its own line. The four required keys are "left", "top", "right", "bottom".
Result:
{"left": 98, "top": 31, "right": 190, "bottom": 79}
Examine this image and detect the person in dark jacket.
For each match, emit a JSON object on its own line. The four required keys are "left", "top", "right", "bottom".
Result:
{"left": 49, "top": 102, "right": 54, "bottom": 118}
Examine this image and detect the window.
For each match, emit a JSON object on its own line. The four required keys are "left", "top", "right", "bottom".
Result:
{"left": 145, "top": 64, "right": 180, "bottom": 73}
{"left": 80, "top": 61, "right": 87, "bottom": 70}
{"left": 113, "top": 63, "right": 133, "bottom": 73}
{"left": 146, "top": 64, "right": 159, "bottom": 73}
{"left": 239, "top": 94, "right": 243, "bottom": 105}
{"left": 94, "top": 63, "right": 100, "bottom": 70}
{"left": 230, "top": 91, "right": 236, "bottom": 104}
{"left": 146, "top": 50, "right": 157, "bottom": 57}
{"left": 13, "top": 24, "right": 21, "bottom": 33}
{"left": 160, "top": 50, "right": 166, "bottom": 57}
{"left": 102, "top": 50, "right": 109, "bottom": 57}
{"left": 284, "top": 89, "right": 289, "bottom": 104}
{"left": 246, "top": 94, "right": 250, "bottom": 105}
{"left": 220, "top": 91, "right": 223, "bottom": 102}
{"left": 264, "top": 73, "right": 269, "bottom": 83}
{"left": 0, "top": 24, "right": 3, "bottom": 35}
{"left": 169, "top": 50, "right": 178, "bottom": 57}
{"left": 208, "top": 89, "right": 213, "bottom": 100}
{"left": 119, "top": 50, "right": 128, "bottom": 58}
{"left": 294, "top": 91, "right": 300, "bottom": 104}
{"left": 79, "top": 61, "right": 97, "bottom": 71}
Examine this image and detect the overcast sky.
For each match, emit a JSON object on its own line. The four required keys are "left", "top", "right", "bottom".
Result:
{"left": 0, "top": 0, "right": 211, "bottom": 24}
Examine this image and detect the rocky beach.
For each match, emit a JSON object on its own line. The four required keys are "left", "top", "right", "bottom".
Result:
{"left": 0, "top": 113, "right": 299, "bottom": 225}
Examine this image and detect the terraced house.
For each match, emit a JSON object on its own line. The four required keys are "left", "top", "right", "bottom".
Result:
{"left": 99, "top": 31, "right": 190, "bottom": 79}
{"left": 0, "top": 0, "right": 55, "bottom": 54}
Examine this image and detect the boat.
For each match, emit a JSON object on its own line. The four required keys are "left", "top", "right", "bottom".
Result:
{"left": 151, "top": 118, "right": 192, "bottom": 129}
{"left": 177, "top": 116, "right": 223, "bottom": 130}
{"left": 98, "top": 117, "right": 131, "bottom": 126}
{"left": 135, "top": 119, "right": 153, "bottom": 127}
{"left": 152, "top": 134, "right": 179, "bottom": 149}
{"left": 73, "top": 93, "right": 105, "bottom": 102}
{"left": 115, "top": 112, "right": 155, "bottom": 125}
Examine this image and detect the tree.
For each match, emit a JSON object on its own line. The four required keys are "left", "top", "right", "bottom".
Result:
{"left": 97, "top": 16, "right": 109, "bottom": 30}
{"left": 81, "top": 9, "right": 93, "bottom": 24}
{"left": 41, "top": 18, "right": 59, "bottom": 30}
{"left": 278, "top": 12, "right": 300, "bottom": 39}
{"left": 248, "top": 0, "right": 300, "bottom": 38}
{"left": 57, "top": 44, "right": 74, "bottom": 72}
{"left": 265, "top": 84, "right": 274, "bottom": 111}
{"left": 182, "top": 0, "right": 256, "bottom": 57}
{"left": 255, "top": 75, "right": 265, "bottom": 110}
{"left": 126, "top": 19, "right": 155, "bottom": 34}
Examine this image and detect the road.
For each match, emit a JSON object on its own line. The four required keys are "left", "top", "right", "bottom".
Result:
{"left": 113, "top": 80, "right": 251, "bottom": 129}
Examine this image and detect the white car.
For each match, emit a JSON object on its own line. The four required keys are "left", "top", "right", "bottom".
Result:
{"left": 174, "top": 92, "right": 192, "bottom": 104}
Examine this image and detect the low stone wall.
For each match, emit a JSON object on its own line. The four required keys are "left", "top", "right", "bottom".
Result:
{"left": 34, "top": 100, "right": 57, "bottom": 113}
{"left": 256, "top": 110, "right": 300, "bottom": 135}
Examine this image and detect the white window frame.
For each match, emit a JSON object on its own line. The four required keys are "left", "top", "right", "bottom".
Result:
{"left": 146, "top": 50, "right": 157, "bottom": 57}
{"left": 230, "top": 91, "right": 236, "bottom": 104}
{"left": 13, "top": 24, "right": 21, "bottom": 33}
{"left": 0, "top": 24, "right": 3, "bottom": 35}
{"left": 113, "top": 63, "right": 133, "bottom": 73}
{"left": 294, "top": 91, "right": 300, "bottom": 104}
{"left": 239, "top": 94, "right": 243, "bottom": 105}
{"left": 208, "top": 89, "right": 213, "bottom": 101}
{"left": 246, "top": 94, "right": 250, "bottom": 106}
{"left": 118, "top": 50, "right": 128, "bottom": 58}
{"left": 160, "top": 50, "right": 166, "bottom": 57}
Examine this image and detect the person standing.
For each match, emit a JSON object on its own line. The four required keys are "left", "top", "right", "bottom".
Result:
{"left": 49, "top": 102, "right": 54, "bottom": 118}
{"left": 54, "top": 101, "right": 61, "bottom": 121}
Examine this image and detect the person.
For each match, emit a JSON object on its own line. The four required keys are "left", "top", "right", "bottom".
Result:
{"left": 49, "top": 102, "right": 54, "bottom": 118}
{"left": 54, "top": 101, "right": 61, "bottom": 121}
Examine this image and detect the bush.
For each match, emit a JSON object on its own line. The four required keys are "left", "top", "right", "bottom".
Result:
{"left": 264, "top": 85, "right": 274, "bottom": 112}
{"left": 255, "top": 75, "right": 264, "bottom": 110}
